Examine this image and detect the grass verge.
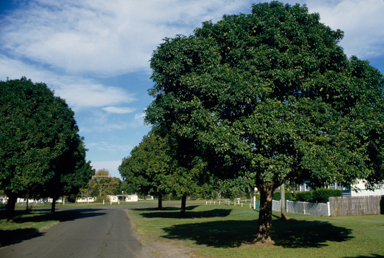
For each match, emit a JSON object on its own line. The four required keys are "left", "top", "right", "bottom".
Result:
{"left": 0, "top": 210, "right": 80, "bottom": 248}
{"left": 128, "top": 204, "right": 384, "bottom": 258}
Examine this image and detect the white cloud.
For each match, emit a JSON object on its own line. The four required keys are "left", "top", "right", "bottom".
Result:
{"left": 129, "top": 112, "right": 147, "bottom": 128}
{"left": 0, "top": 55, "right": 135, "bottom": 111}
{"left": 102, "top": 106, "right": 136, "bottom": 114}
{"left": 0, "top": 0, "right": 253, "bottom": 76}
{"left": 289, "top": 0, "right": 384, "bottom": 59}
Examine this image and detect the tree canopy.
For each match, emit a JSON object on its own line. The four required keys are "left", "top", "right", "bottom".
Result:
{"left": 119, "top": 130, "right": 210, "bottom": 212}
{"left": 0, "top": 77, "right": 93, "bottom": 216}
{"left": 146, "top": 1, "right": 384, "bottom": 242}
{"left": 89, "top": 169, "right": 121, "bottom": 198}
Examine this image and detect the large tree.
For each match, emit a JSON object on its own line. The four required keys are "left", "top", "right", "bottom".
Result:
{"left": 0, "top": 77, "right": 93, "bottom": 217}
{"left": 146, "top": 2, "right": 384, "bottom": 242}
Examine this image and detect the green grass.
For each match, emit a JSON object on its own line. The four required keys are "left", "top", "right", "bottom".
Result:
{"left": 128, "top": 204, "right": 384, "bottom": 258}
{"left": 0, "top": 210, "right": 80, "bottom": 247}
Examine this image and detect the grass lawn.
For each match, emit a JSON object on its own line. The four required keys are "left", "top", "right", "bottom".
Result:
{"left": 0, "top": 210, "right": 80, "bottom": 247}
{"left": 128, "top": 204, "right": 384, "bottom": 258}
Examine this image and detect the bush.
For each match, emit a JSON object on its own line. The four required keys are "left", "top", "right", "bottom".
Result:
{"left": 295, "top": 191, "right": 313, "bottom": 202}
{"left": 312, "top": 188, "right": 342, "bottom": 203}
{"left": 273, "top": 191, "right": 293, "bottom": 201}
{"left": 67, "top": 194, "right": 77, "bottom": 203}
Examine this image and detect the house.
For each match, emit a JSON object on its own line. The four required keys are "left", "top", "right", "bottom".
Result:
{"left": 76, "top": 197, "right": 97, "bottom": 203}
{"left": 296, "top": 180, "right": 384, "bottom": 197}
{"left": 107, "top": 194, "right": 138, "bottom": 203}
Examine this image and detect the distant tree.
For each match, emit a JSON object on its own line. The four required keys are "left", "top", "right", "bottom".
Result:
{"left": 0, "top": 77, "right": 92, "bottom": 218}
{"left": 47, "top": 139, "right": 95, "bottom": 212}
{"left": 146, "top": 2, "right": 384, "bottom": 242}
{"left": 89, "top": 169, "right": 119, "bottom": 198}
{"left": 119, "top": 131, "right": 174, "bottom": 209}
{"left": 120, "top": 130, "right": 210, "bottom": 214}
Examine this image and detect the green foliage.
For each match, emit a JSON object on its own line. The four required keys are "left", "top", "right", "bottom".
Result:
{"left": 89, "top": 169, "right": 120, "bottom": 197}
{"left": 119, "top": 131, "right": 175, "bottom": 198}
{"left": 295, "top": 191, "right": 313, "bottom": 202}
{"left": 294, "top": 189, "right": 342, "bottom": 202}
{"left": 145, "top": 1, "right": 384, "bottom": 240}
{"left": 0, "top": 77, "right": 93, "bottom": 214}
{"left": 119, "top": 130, "right": 211, "bottom": 202}
{"left": 312, "top": 188, "right": 342, "bottom": 203}
{"left": 273, "top": 191, "right": 293, "bottom": 201}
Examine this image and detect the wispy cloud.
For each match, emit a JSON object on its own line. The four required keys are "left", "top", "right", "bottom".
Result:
{"left": 0, "top": 55, "right": 135, "bottom": 111}
{"left": 0, "top": 0, "right": 252, "bottom": 76}
{"left": 289, "top": 0, "right": 384, "bottom": 59}
{"left": 87, "top": 141, "right": 132, "bottom": 153}
{"left": 102, "top": 106, "right": 136, "bottom": 114}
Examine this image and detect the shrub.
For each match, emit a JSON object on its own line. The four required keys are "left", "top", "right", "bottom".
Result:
{"left": 312, "top": 188, "right": 342, "bottom": 203}
{"left": 295, "top": 191, "right": 313, "bottom": 202}
{"left": 67, "top": 194, "right": 77, "bottom": 203}
{"left": 273, "top": 191, "right": 293, "bottom": 201}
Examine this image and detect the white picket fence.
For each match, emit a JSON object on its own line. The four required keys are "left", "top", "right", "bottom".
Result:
{"left": 272, "top": 200, "right": 330, "bottom": 216}
{"left": 206, "top": 199, "right": 330, "bottom": 216}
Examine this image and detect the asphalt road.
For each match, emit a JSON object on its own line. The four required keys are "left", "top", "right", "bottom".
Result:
{"left": 0, "top": 207, "right": 148, "bottom": 258}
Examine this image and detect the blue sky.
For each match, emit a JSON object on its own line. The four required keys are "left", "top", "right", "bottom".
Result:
{"left": 1, "top": 0, "right": 383, "bottom": 179}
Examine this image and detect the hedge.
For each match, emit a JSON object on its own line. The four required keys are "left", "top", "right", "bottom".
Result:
{"left": 273, "top": 191, "right": 293, "bottom": 201}
{"left": 294, "top": 189, "right": 342, "bottom": 203}
{"left": 312, "top": 188, "right": 342, "bottom": 203}
{"left": 295, "top": 191, "right": 313, "bottom": 202}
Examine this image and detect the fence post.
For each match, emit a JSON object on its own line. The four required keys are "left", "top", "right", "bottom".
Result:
{"left": 327, "top": 201, "right": 330, "bottom": 216}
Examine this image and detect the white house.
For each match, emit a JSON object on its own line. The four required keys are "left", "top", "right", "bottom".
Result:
{"left": 297, "top": 180, "right": 384, "bottom": 197}
{"left": 341, "top": 180, "right": 384, "bottom": 197}
{"left": 76, "top": 197, "right": 97, "bottom": 203}
{"left": 107, "top": 194, "right": 138, "bottom": 203}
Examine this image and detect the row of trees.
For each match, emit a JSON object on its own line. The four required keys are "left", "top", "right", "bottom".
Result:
{"left": 121, "top": 2, "right": 384, "bottom": 243}
{"left": 119, "top": 130, "right": 211, "bottom": 216}
{"left": 0, "top": 77, "right": 95, "bottom": 217}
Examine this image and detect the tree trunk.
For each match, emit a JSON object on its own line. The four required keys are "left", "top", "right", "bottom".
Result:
{"left": 255, "top": 182, "right": 275, "bottom": 243}
{"left": 180, "top": 195, "right": 186, "bottom": 218}
{"left": 6, "top": 194, "right": 17, "bottom": 220}
{"left": 51, "top": 197, "right": 57, "bottom": 213}
{"left": 280, "top": 183, "right": 287, "bottom": 220}
{"left": 157, "top": 193, "right": 163, "bottom": 210}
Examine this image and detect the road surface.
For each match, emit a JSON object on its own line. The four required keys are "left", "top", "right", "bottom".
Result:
{"left": 0, "top": 207, "right": 149, "bottom": 258}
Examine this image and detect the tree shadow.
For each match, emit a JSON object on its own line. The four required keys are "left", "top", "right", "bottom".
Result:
{"left": 161, "top": 219, "right": 353, "bottom": 248}
{"left": 134, "top": 207, "right": 231, "bottom": 219}
{"left": 272, "top": 219, "right": 353, "bottom": 248}
{"left": 343, "top": 255, "right": 384, "bottom": 258}
{"left": 0, "top": 209, "right": 106, "bottom": 248}
{"left": 0, "top": 228, "right": 44, "bottom": 247}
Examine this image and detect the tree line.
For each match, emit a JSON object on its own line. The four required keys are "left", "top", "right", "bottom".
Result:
{"left": 0, "top": 77, "right": 95, "bottom": 218}
{"left": 119, "top": 1, "right": 384, "bottom": 243}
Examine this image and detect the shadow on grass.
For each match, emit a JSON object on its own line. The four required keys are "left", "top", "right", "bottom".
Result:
{"left": 0, "top": 209, "right": 106, "bottom": 248}
{"left": 134, "top": 207, "right": 231, "bottom": 219}
{"left": 343, "top": 255, "right": 384, "bottom": 258}
{"left": 161, "top": 219, "right": 353, "bottom": 248}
